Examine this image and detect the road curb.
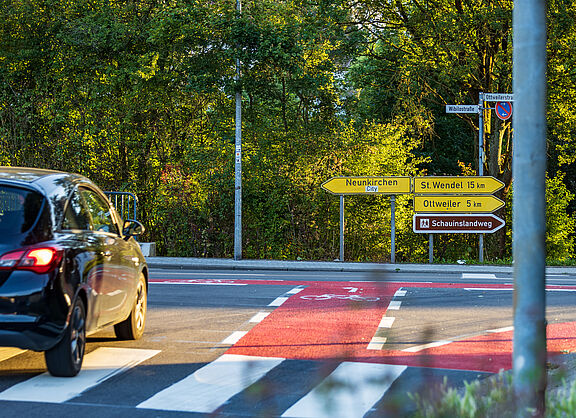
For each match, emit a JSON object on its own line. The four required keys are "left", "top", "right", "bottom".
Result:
{"left": 144, "top": 257, "right": 576, "bottom": 275}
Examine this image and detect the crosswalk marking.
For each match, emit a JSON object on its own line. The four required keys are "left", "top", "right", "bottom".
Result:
{"left": 0, "top": 347, "right": 160, "bottom": 403}
{"left": 137, "top": 354, "right": 284, "bottom": 413}
{"left": 281, "top": 362, "right": 407, "bottom": 418}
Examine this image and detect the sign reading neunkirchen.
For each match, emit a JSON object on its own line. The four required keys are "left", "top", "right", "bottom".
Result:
{"left": 321, "top": 176, "right": 411, "bottom": 195}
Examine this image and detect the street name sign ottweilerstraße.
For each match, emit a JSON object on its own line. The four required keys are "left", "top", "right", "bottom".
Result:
{"left": 321, "top": 176, "right": 411, "bottom": 195}
{"left": 414, "top": 176, "right": 504, "bottom": 194}
{"left": 445, "top": 105, "right": 479, "bottom": 114}
{"left": 413, "top": 213, "right": 505, "bottom": 234}
{"left": 414, "top": 195, "right": 505, "bottom": 213}
{"left": 484, "top": 93, "right": 514, "bottom": 102}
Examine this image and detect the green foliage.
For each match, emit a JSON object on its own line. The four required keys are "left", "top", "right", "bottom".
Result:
{"left": 0, "top": 0, "right": 574, "bottom": 261}
{"left": 410, "top": 370, "right": 576, "bottom": 418}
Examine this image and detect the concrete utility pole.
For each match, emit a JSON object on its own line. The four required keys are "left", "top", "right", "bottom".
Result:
{"left": 512, "top": 0, "right": 547, "bottom": 415}
{"left": 234, "top": 0, "right": 242, "bottom": 261}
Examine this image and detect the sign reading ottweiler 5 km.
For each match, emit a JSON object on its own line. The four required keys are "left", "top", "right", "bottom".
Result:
{"left": 415, "top": 176, "right": 504, "bottom": 194}
{"left": 414, "top": 195, "right": 504, "bottom": 213}
{"left": 321, "top": 177, "right": 411, "bottom": 195}
{"left": 413, "top": 214, "right": 505, "bottom": 234}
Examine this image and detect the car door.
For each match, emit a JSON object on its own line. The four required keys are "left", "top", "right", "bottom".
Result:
{"left": 79, "top": 187, "right": 135, "bottom": 327}
{"left": 60, "top": 188, "right": 108, "bottom": 331}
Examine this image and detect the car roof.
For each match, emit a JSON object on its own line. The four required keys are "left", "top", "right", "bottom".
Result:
{"left": 0, "top": 167, "right": 107, "bottom": 228}
{"left": 0, "top": 167, "right": 70, "bottom": 183}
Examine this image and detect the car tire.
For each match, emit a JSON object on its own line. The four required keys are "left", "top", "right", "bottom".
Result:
{"left": 114, "top": 272, "right": 147, "bottom": 340}
{"left": 45, "top": 297, "right": 86, "bottom": 377}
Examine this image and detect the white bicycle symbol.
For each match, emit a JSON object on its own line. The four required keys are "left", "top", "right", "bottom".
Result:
{"left": 300, "top": 294, "right": 380, "bottom": 302}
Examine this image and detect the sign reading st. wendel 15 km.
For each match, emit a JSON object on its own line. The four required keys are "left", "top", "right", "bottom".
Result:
{"left": 414, "top": 176, "right": 504, "bottom": 194}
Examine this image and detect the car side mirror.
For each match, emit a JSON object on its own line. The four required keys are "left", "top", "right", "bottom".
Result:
{"left": 123, "top": 219, "right": 145, "bottom": 241}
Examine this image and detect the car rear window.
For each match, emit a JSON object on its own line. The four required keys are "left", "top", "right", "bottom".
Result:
{"left": 0, "top": 186, "right": 45, "bottom": 235}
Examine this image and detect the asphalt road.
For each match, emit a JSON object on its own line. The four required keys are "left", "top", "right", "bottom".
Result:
{"left": 0, "top": 268, "right": 574, "bottom": 417}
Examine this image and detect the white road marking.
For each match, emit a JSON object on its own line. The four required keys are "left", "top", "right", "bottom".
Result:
{"left": 465, "top": 287, "right": 576, "bottom": 292}
{"left": 249, "top": 311, "right": 270, "bottom": 323}
{"left": 220, "top": 331, "right": 247, "bottom": 345}
{"left": 150, "top": 281, "right": 246, "bottom": 286}
{"left": 269, "top": 296, "right": 289, "bottom": 307}
{"left": 487, "top": 326, "right": 514, "bottom": 333}
{"left": 367, "top": 337, "right": 387, "bottom": 350}
{"left": 378, "top": 317, "right": 395, "bottom": 328}
{"left": 394, "top": 289, "right": 407, "bottom": 297}
{"left": 0, "top": 348, "right": 26, "bottom": 362}
{"left": 0, "top": 347, "right": 160, "bottom": 403}
{"left": 137, "top": 354, "right": 284, "bottom": 413}
{"left": 286, "top": 287, "right": 305, "bottom": 295}
{"left": 282, "top": 362, "right": 406, "bottom": 418}
{"left": 402, "top": 340, "right": 453, "bottom": 353}
{"left": 402, "top": 326, "right": 514, "bottom": 353}
{"left": 387, "top": 300, "right": 402, "bottom": 310}
{"left": 461, "top": 273, "right": 497, "bottom": 280}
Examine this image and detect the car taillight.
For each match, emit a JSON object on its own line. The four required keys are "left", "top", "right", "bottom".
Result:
{"left": 0, "top": 247, "right": 62, "bottom": 274}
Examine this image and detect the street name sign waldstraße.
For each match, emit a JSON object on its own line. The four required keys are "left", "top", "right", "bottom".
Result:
{"left": 445, "top": 104, "right": 479, "bottom": 114}
{"left": 414, "top": 176, "right": 504, "bottom": 194}
{"left": 413, "top": 213, "right": 505, "bottom": 234}
{"left": 414, "top": 195, "right": 505, "bottom": 213}
{"left": 321, "top": 176, "right": 411, "bottom": 195}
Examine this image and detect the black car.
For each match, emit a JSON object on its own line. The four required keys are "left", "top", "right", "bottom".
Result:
{"left": 0, "top": 167, "right": 148, "bottom": 377}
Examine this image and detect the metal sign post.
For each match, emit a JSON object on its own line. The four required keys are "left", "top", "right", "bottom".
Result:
{"left": 478, "top": 93, "right": 485, "bottom": 262}
{"left": 446, "top": 95, "right": 513, "bottom": 263}
{"left": 391, "top": 196, "right": 396, "bottom": 263}
{"left": 339, "top": 195, "right": 344, "bottom": 261}
{"left": 233, "top": 0, "right": 242, "bottom": 261}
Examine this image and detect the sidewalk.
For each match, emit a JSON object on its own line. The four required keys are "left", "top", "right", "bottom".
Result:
{"left": 145, "top": 257, "right": 576, "bottom": 275}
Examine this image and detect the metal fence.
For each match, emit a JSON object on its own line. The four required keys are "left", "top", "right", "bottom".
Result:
{"left": 104, "top": 191, "right": 138, "bottom": 221}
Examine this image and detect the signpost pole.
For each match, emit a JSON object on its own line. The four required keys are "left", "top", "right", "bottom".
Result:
{"left": 339, "top": 195, "right": 344, "bottom": 261}
{"left": 513, "top": 0, "right": 547, "bottom": 412}
{"left": 428, "top": 234, "right": 433, "bottom": 263}
{"left": 478, "top": 92, "right": 485, "bottom": 263}
{"left": 233, "top": 0, "right": 242, "bottom": 261}
{"left": 391, "top": 196, "right": 396, "bottom": 263}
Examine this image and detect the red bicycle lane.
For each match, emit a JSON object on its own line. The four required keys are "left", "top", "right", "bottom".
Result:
{"left": 222, "top": 280, "right": 576, "bottom": 373}
{"left": 150, "top": 277, "right": 576, "bottom": 373}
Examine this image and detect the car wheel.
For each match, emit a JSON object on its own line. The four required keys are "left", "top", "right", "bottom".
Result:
{"left": 114, "top": 272, "right": 147, "bottom": 340}
{"left": 45, "top": 297, "right": 86, "bottom": 377}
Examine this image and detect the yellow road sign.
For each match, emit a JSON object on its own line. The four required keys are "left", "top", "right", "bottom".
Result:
{"left": 414, "top": 195, "right": 505, "bottom": 213}
{"left": 414, "top": 176, "right": 504, "bottom": 194}
{"left": 321, "top": 176, "right": 411, "bottom": 195}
